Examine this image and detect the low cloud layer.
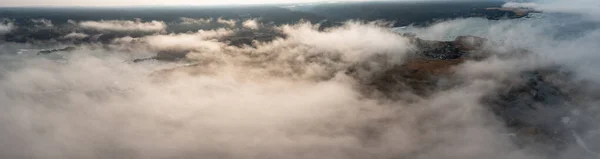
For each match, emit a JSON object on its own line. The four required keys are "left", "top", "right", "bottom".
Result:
{"left": 1, "top": 2, "right": 600, "bottom": 159}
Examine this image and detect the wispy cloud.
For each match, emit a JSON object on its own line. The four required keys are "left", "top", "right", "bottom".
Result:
{"left": 79, "top": 19, "right": 167, "bottom": 32}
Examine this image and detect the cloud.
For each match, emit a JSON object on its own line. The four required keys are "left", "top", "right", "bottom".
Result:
{"left": 242, "top": 19, "right": 260, "bottom": 30}
{"left": 62, "top": 32, "right": 90, "bottom": 39}
{"left": 217, "top": 18, "right": 237, "bottom": 27}
{"left": 0, "top": 21, "right": 15, "bottom": 34}
{"left": 3, "top": 3, "right": 600, "bottom": 159}
{"left": 67, "top": 19, "right": 77, "bottom": 25}
{"left": 398, "top": 12, "right": 600, "bottom": 157}
{"left": 0, "top": 21, "right": 510, "bottom": 158}
{"left": 112, "top": 28, "right": 233, "bottom": 52}
{"left": 270, "top": 21, "right": 409, "bottom": 64}
{"left": 180, "top": 17, "right": 213, "bottom": 25}
{"left": 30, "top": 18, "right": 53, "bottom": 27}
{"left": 502, "top": 2, "right": 539, "bottom": 9}
{"left": 78, "top": 19, "right": 167, "bottom": 32}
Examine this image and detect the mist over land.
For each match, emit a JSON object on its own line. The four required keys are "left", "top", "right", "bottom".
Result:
{"left": 1, "top": 1, "right": 600, "bottom": 159}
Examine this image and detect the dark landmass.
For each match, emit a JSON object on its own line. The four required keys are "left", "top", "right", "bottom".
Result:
{"left": 290, "top": 1, "right": 534, "bottom": 26}
{"left": 133, "top": 50, "right": 190, "bottom": 63}
{"left": 0, "top": 6, "right": 323, "bottom": 27}
{"left": 0, "top": 6, "right": 322, "bottom": 43}
{"left": 37, "top": 46, "right": 76, "bottom": 55}
{"left": 484, "top": 7, "right": 542, "bottom": 19}
{"left": 1, "top": 1, "right": 536, "bottom": 44}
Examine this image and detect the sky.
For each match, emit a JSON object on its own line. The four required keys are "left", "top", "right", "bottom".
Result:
{"left": 0, "top": 0, "right": 384, "bottom": 6}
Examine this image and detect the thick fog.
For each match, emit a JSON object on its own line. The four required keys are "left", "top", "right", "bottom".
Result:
{"left": 0, "top": 1, "right": 600, "bottom": 159}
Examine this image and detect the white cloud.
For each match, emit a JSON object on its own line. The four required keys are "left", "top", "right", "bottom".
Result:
{"left": 79, "top": 19, "right": 167, "bottom": 32}
{"left": 180, "top": 17, "right": 213, "bottom": 25}
{"left": 0, "top": 21, "right": 15, "bottom": 34}
{"left": 242, "top": 19, "right": 260, "bottom": 30}
{"left": 502, "top": 2, "right": 539, "bottom": 9}
{"left": 112, "top": 28, "right": 233, "bottom": 52}
{"left": 30, "top": 18, "right": 53, "bottom": 27}
{"left": 217, "top": 18, "right": 237, "bottom": 27}
{"left": 272, "top": 21, "right": 409, "bottom": 64}
{"left": 62, "top": 32, "right": 90, "bottom": 39}
{"left": 67, "top": 19, "right": 77, "bottom": 25}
